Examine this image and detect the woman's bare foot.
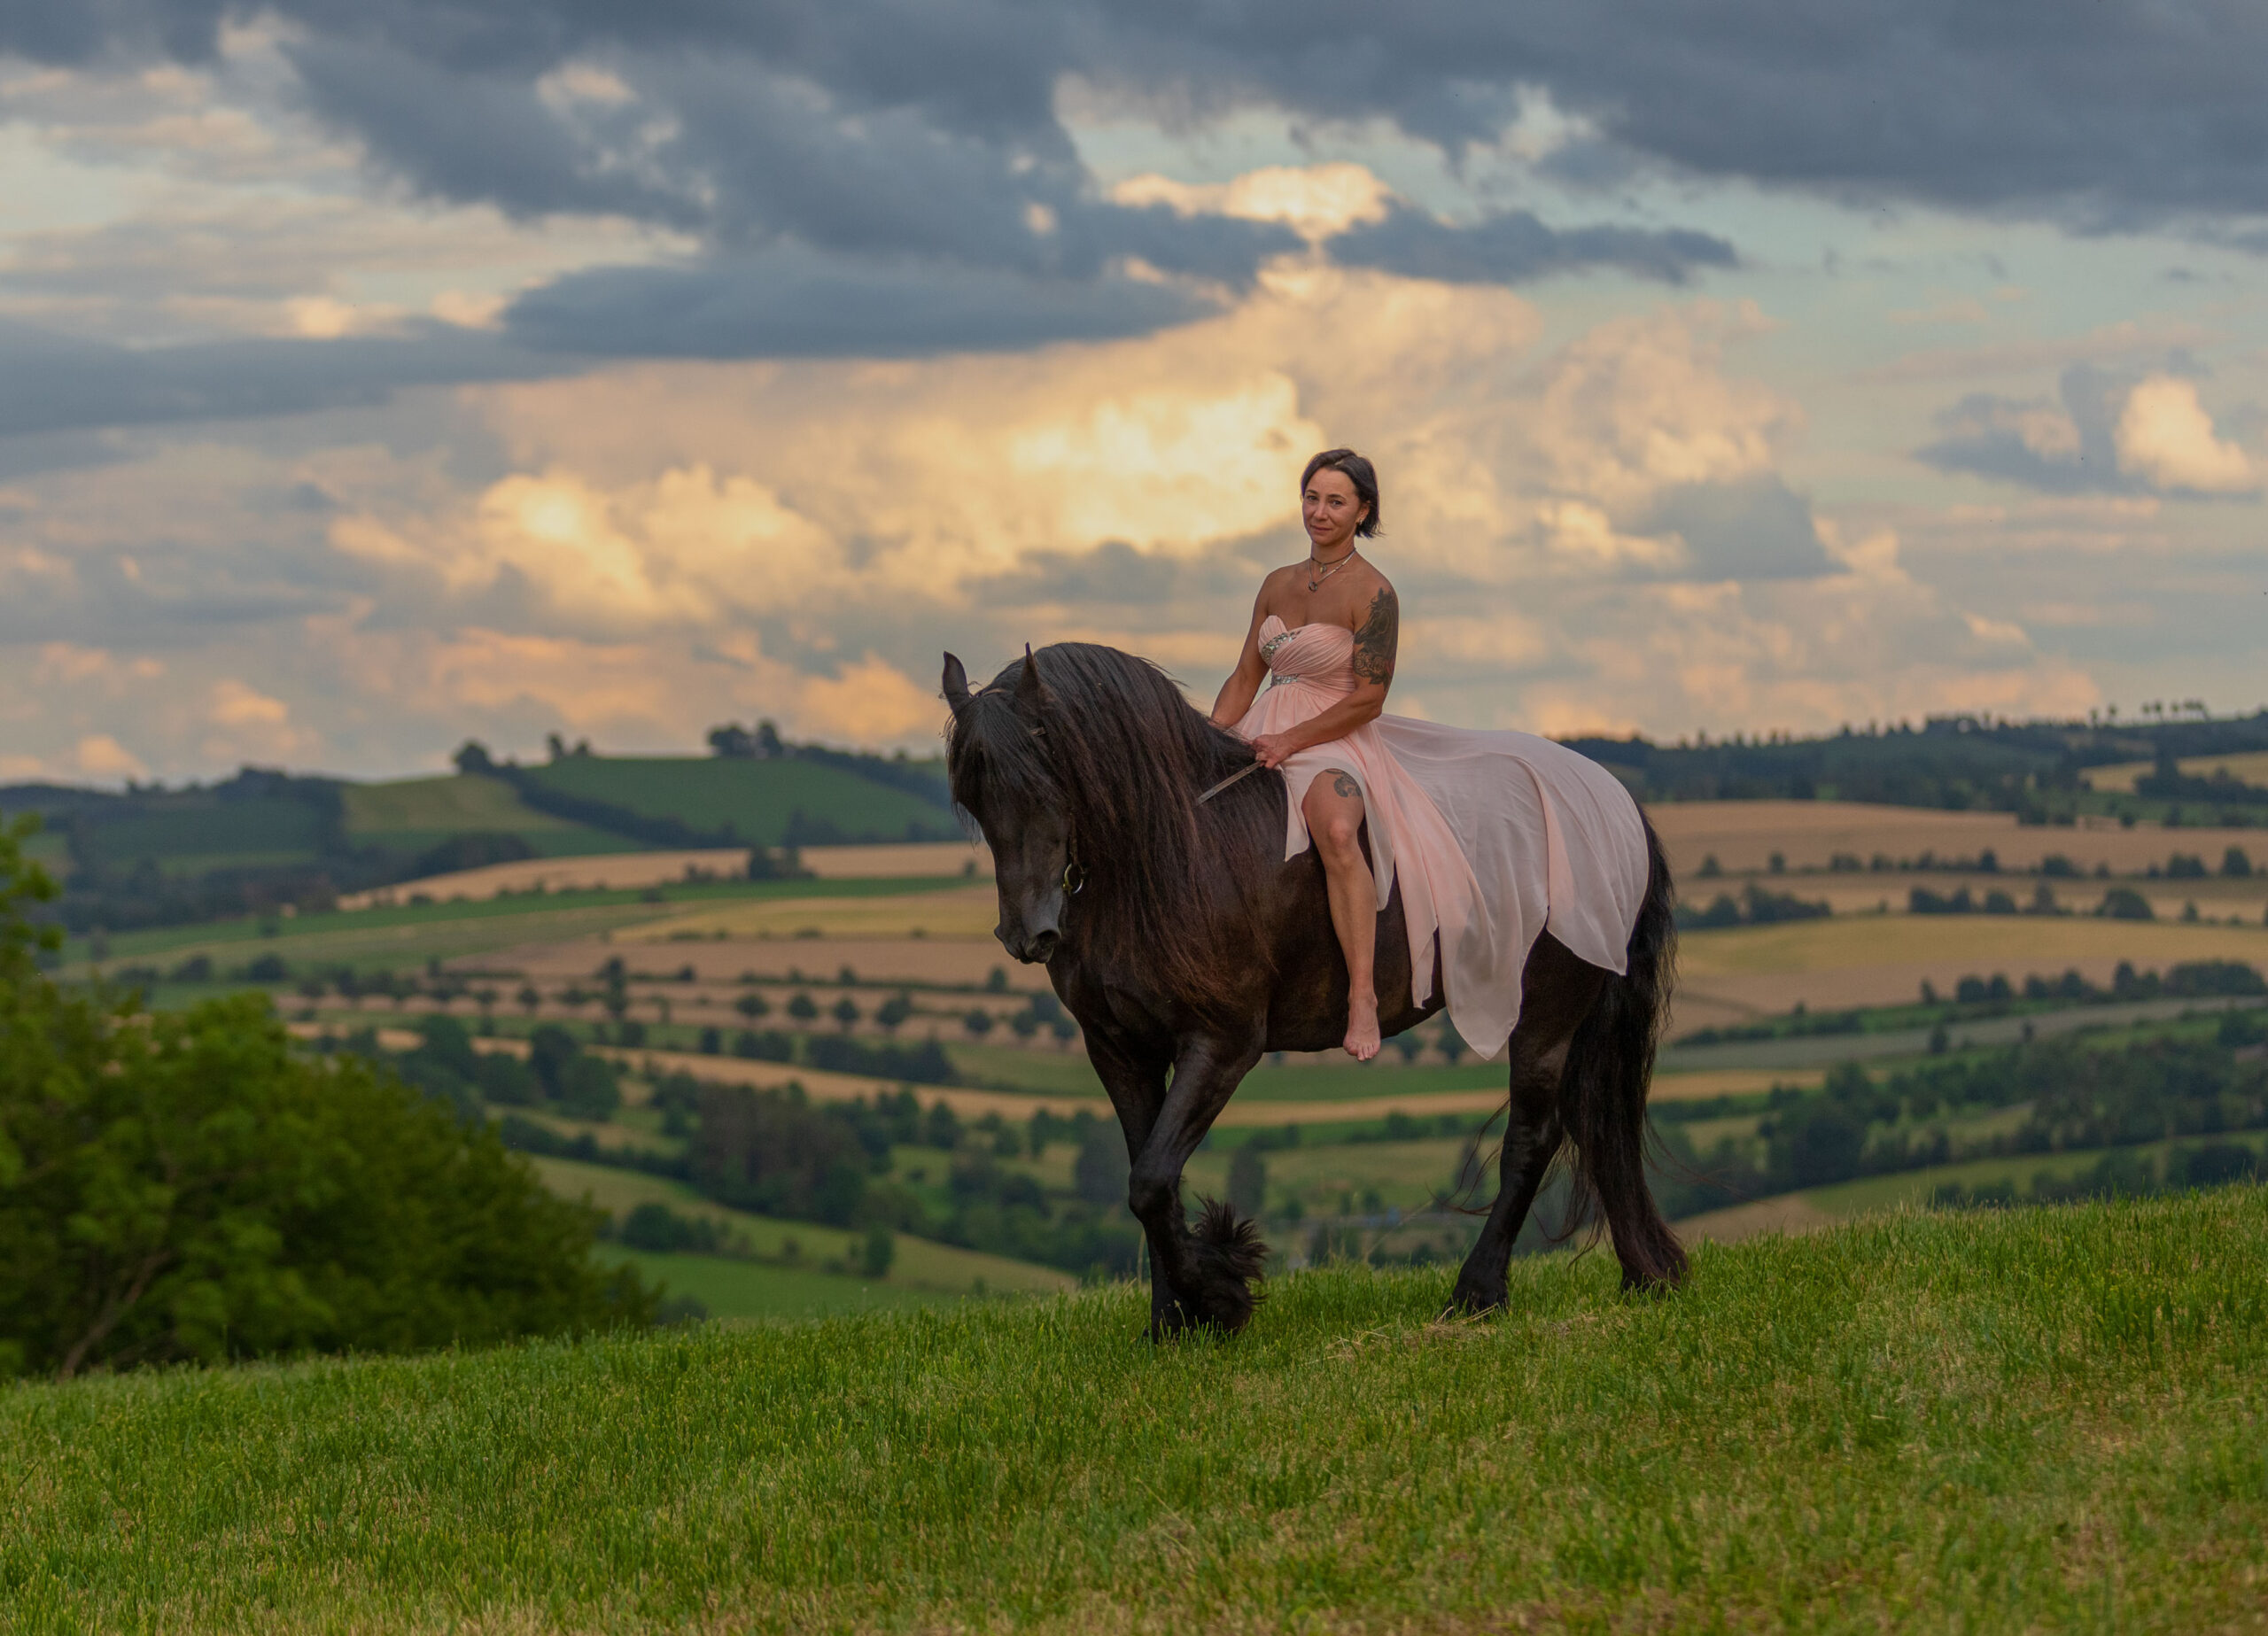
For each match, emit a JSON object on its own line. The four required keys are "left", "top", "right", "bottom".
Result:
{"left": 1344, "top": 994, "right": 1381, "bottom": 1061}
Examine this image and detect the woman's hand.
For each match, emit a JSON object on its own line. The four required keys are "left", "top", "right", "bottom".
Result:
{"left": 1249, "top": 731, "right": 1299, "bottom": 768}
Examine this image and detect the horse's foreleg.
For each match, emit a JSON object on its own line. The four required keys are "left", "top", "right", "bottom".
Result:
{"left": 1126, "top": 1033, "right": 1265, "bottom": 1337}
{"left": 1446, "top": 1041, "right": 1567, "bottom": 1316}
{"left": 1082, "top": 1029, "right": 1176, "bottom": 1332}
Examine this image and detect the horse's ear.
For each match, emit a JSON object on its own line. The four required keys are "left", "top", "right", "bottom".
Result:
{"left": 1015, "top": 644, "right": 1046, "bottom": 711}
{"left": 941, "top": 653, "right": 972, "bottom": 717}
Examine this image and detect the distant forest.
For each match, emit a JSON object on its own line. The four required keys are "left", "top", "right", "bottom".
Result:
{"left": 1566, "top": 709, "right": 2268, "bottom": 817}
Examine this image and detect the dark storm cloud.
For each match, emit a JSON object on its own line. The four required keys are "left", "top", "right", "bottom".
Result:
{"left": 0, "top": 319, "right": 568, "bottom": 438}
{"left": 502, "top": 255, "right": 1214, "bottom": 358}
{"left": 1638, "top": 477, "right": 1835, "bottom": 580}
{"left": 9, "top": 1, "right": 2268, "bottom": 235}
{"left": 1327, "top": 205, "right": 1736, "bottom": 286}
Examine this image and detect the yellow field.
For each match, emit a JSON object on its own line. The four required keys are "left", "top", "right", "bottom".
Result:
{"left": 1675, "top": 911, "right": 2268, "bottom": 1018}
{"left": 2080, "top": 750, "right": 2268, "bottom": 795}
{"left": 1649, "top": 798, "right": 2263, "bottom": 878}
{"left": 340, "top": 849, "right": 754, "bottom": 910}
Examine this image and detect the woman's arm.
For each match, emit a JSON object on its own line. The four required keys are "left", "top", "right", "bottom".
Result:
{"left": 1210, "top": 590, "right": 1273, "bottom": 727}
{"left": 1249, "top": 585, "right": 1398, "bottom": 767}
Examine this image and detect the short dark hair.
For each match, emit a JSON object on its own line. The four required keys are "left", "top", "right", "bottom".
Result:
{"left": 1300, "top": 448, "right": 1381, "bottom": 538}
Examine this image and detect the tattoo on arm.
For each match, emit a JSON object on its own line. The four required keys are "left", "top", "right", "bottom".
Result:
{"left": 1351, "top": 586, "right": 1399, "bottom": 686}
{"left": 1332, "top": 771, "right": 1359, "bottom": 798}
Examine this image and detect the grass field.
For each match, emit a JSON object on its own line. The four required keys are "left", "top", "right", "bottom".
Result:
{"left": 602, "top": 1249, "right": 975, "bottom": 1321}
{"left": 528, "top": 1156, "right": 1076, "bottom": 1298}
{"left": 338, "top": 773, "right": 636, "bottom": 859}
{"left": 647, "top": 884, "right": 1001, "bottom": 940}
{"left": 2081, "top": 750, "right": 2268, "bottom": 795}
{"left": 522, "top": 755, "right": 951, "bottom": 844}
{"left": 7, "top": 1190, "right": 2265, "bottom": 1631}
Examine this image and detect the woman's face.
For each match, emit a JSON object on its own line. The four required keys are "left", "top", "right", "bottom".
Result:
{"left": 1302, "top": 468, "right": 1368, "bottom": 555}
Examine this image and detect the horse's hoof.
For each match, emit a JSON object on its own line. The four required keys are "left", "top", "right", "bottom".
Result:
{"left": 1444, "top": 1281, "right": 1505, "bottom": 1319}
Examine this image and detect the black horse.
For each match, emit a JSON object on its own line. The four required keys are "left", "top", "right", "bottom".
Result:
{"left": 942, "top": 642, "right": 1686, "bottom": 1337}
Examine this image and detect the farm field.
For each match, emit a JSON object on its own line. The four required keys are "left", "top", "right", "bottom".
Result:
{"left": 338, "top": 773, "right": 636, "bottom": 860}
{"left": 10, "top": 1190, "right": 2264, "bottom": 1632}
{"left": 601, "top": 1250, "right": 977, "bottom": 1322}
{"left": 519, "top": 754, "right": 951, "bottom": 843}
{"left": 2081, "top": 749, "right": 2268, "bottom": 794}
{"left": 1674, "top": 911, "right": 2268, "bottom": 1022}
{"left": 527, "top": 1156, "right": 1075, "bottom": 1298}
{"left": 1647, "top": 797, "right": 2266, "bottom": 876}
{"left": 638, "top": 884, "right": 1001, "bottom": 941}
{"left": 1676, "top": 1134, "right": 2268, "bottom": 1246}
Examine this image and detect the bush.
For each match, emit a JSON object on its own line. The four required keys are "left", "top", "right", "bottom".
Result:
{"left": 618, "top": 1201, "right": 720, "bottom": 1254}
{"left": 2097, "top": 888, "right": 2155, "bottom": 921}
{"left": 860, "top": 1223, "right": 896, "bottom": 1278}
{"left": 557, "top": 1054, "right": 620, "bottom": 1121}
{"left": 0, "top": 823, "right": 652, "bottom": 1379}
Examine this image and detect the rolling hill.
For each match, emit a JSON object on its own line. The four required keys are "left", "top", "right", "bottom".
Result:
{"left": 8, "top": 1190, "right": 2264, "bottom": 1630}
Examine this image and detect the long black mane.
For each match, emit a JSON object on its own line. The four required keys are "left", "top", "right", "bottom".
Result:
{"left": 947, "top": 643, "right": 1283, "bottom": 1021}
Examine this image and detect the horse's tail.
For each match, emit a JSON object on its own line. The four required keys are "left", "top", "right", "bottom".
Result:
{"left": 1557, "top": 810, "right": 1687, "bottom": 1290}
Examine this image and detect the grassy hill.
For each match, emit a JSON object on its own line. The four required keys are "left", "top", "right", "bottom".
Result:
{"left": 517, "top": 754, "right": 954, "bottom": 845}
{"left": 338, "top": 773, "right": 638, "bottom": 859}
{"left": 8, "top": 1190, "right": 2264, "bottom": 1631}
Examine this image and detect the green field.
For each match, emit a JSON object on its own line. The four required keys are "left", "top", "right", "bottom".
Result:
{"left": 530, "top": 1155, "right": 1076, "bottom": 1298}
{"left": 523, "top": 756, "right": 951, "bottom": 843}
{"left": 75, "top": 798, "right": 322, "bottom": 874}
{"left": 7, "top": 1190, "right": 2264, "bottom": 1631}
{"left": 602, "top": 1249, "right": 970, "bottom": 1321}
{"left": 339, "top": 772, "right": 638, "bottom": 858}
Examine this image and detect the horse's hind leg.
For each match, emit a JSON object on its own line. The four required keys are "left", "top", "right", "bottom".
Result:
{"left": 1445, "top": 1036, "right": 1566, "bottom": 1315}
{"left": 1447, "top": 939, "right": 1604, "bottom": 1316}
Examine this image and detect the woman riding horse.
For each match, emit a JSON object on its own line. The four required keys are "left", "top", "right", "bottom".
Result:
{"left": 942, "top": 450, "right": 1685, "bottom": 1337}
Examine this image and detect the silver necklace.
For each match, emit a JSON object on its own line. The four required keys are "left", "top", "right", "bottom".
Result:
{"left": 1306, "top": 547, "right": 1358, "bottom": 592}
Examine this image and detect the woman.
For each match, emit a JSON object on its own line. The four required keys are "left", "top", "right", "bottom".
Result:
{"left": 1212, "top": 449, "right": 1651, "bottom": 1065}
{"left": 1211, "top": 448, "right": 1471, "bottom": 1059}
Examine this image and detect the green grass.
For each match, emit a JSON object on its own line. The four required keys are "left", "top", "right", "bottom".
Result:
{"left": 522, "top": 756, "right": 951, "bottom": 844}
{"left": 602, "top": 1250, "right": 967, "bottom": 1321}
{"left": 75, "top": 799, "right": 322, "bottom": 870}
{"left": 339, "top": 772, "right": 640, "bottom": 860}
{"left": 530, "top": 1156, "right": 1075, "bottom": 1297}
{"left": 9, "top": 1190, "right": 2265, "bottom": 1631}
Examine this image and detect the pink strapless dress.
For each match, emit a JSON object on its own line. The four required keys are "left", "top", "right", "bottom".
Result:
{"left": 1235, "top": 614, "right": 1651, "bottom": 1055}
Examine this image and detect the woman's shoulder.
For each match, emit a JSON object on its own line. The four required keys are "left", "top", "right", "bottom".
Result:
{"left": 1332, "top": 559, "right": 1395, "bottom": 624}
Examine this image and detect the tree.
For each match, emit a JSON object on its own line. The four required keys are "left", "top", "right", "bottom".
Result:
{"left": 962, "top": 1008, "right": 994, "bottom": 1039}
{"left": 734, "top": 990, "right": 771, "bottom": 1020}
{"left": 2225, "top": 846, "right": 2255, "bottom": 879}
{"left": 517, "top": 983, "right": 541, "bottom": 1017}
{"left": 787, "top": 992, "right": 819, "bottom": 1023}
{"left": 876, "top": 993, "right": 913, "bottom": 1034}
{"left": 1227, "top": 1144, "right": 1268, "bottom": 1218}
{"left": 452, "top": 740, "right": 495, "bottom": 774}
{"left": 832, "top": 996, "right": 861, "bottom": 1033}
{"left": 1074, "top": 1121, "right": 1129, "bottom": 1208}
{"left": 1435, "top": 1022, "right": 1467, "bottom": 1065}
{"left": 860, "top": 1224, "right": 896, "bottom": 1279}
{"left": 0, "top": 824, "right": 649, "bottom": 1378}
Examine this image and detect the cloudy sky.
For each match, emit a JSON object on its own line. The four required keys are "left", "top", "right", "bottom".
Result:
{"left": 4, "top": 2, "right": 2265, "bottom": 784}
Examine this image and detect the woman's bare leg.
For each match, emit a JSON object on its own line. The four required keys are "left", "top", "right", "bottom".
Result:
{"left": 1303, "top": 771, "right": 1380, "bottom": 1060}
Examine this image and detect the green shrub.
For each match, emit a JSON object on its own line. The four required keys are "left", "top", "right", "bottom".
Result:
{"left": 0, "top": 819, "right": 649, "bottom": 1379}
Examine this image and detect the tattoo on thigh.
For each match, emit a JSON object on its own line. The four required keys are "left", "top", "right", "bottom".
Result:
{"left": 1332, "top": 771, "right": 1358, "bottom": 798}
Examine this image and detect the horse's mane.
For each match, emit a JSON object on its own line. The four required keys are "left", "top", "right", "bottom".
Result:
{"left": 947, "top": 642, "right": 1284, "bottom": 1023}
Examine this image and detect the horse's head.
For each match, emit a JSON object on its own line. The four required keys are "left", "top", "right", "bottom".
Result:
{"left": 944, "top": 647, "right": 1076, "bottom": 965}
